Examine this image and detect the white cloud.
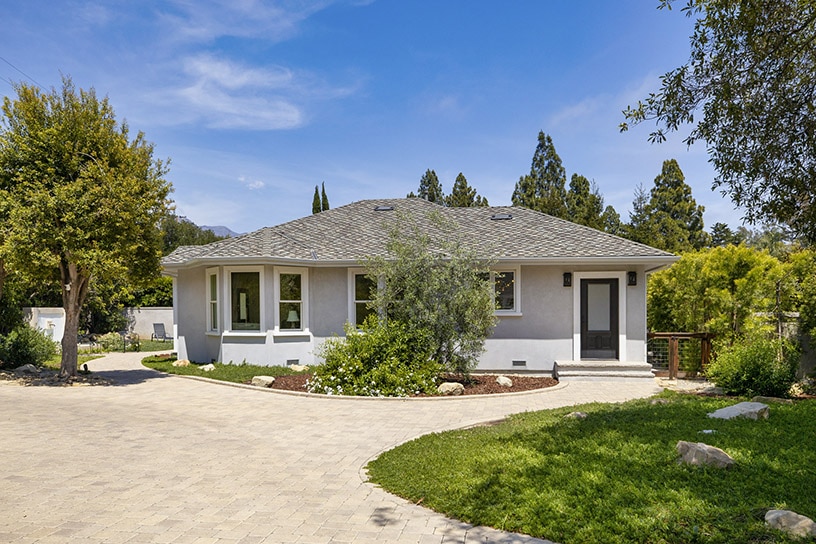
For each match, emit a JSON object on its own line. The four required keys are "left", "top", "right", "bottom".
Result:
{"left": 160, "top": 0, "right": 334, "bottom": 43}
{"left": 238, "top": 176, "right": 266, "bottom": 190}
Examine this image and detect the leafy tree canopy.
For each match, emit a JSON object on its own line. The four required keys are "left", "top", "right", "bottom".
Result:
{"left": 0, "top": 77, "right": 171, "bottom": 377}
{"left": 161, "top": 213, "right": 224, "bottom": 255}
{"left": 365, "top": 212, "right": 497, "bottom": 376}
{"left": 622, "top": 0, "right": 816, "bottom": 242}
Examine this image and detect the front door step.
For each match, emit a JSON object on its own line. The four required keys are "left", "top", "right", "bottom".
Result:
{"left": 554, "top": 360, "right": 655, "bottom": 379}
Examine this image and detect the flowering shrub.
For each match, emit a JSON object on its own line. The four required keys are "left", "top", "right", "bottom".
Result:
{"left": 707, "top": 337, "right": 799, "bottom": 397}
{"left": 307, "top": 317, "right": 442, "bottom": 397}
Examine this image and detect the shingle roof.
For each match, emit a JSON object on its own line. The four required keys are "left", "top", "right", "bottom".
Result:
{"left": 162, "top": 198, "right": 676, "bottom": 268}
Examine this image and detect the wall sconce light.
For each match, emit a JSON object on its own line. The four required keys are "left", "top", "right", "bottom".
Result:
{"left": 628, "top": 271, "right": 637, "bottom": 286}
{"left": 563, "top": 272, "right": 572, "bottom": 287}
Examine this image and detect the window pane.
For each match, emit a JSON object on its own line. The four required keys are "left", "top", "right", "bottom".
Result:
{"left": 231, "top": 272, "right": 260, "bottom": 330}
{"left": 280, "top": 302, "right": 302, "bottom": 330}
{"left": 210, "top": 301, "right": 218, "bottom": 331}
{"left": 355, "top": 302, "right": 375, "bottom": 327}
{"left": 355, "top": 274, "right": 375, "bottom": 301}
{"left": 280, "top": 273, "right": 301, "bottom": 301}
{"left": 209, "top": 274, "right": 217, "bottom": 300}
{"left": 495, "top": 271, "right": 515, "bottom": 310}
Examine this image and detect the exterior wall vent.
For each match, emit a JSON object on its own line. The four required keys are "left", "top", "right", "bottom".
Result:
{"left": 286, "top": 359, "right": 299, "bottom": 365}
{"left": 490, "top": 213, "right": 512, "bottom": 221}
{"left": 374, "top": 205, "right": 394, "bottom": 211}
{"left": 512, "top": 360, "right": 527, "bottom": 367}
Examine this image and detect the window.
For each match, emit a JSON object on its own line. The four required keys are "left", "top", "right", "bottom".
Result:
{"left": 229, "top": 269, "right": 262, "bottom": 331}
{"left": 484, "top": 268, "right": 520, "bottom": 314}
{"left": 206, "top": 268, "right": 219, "bottom": 333}
{"left": 353, "top": 273, "right": 376, "bottom": 327}
{"left": 276, "top": 267, "right": 307, "bottom": 331}
{"left": 494, "top": 270, "right": 516, "bottom": 311}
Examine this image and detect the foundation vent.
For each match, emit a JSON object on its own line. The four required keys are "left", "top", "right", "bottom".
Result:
{"left": 512, "top": 360, "right": 527, "bottom": 367}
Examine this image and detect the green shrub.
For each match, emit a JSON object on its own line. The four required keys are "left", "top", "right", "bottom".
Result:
{"left": 308, "top": 317, "right": 442, "bottom": 397}
{"left": 95, "top": 332, "right": 124, "bottom": 351}
{"left": 706, "top": 337, "right": 798, "bottom": 397}
{"left": 0, "top": 326, "right": 59, "bottom": 368}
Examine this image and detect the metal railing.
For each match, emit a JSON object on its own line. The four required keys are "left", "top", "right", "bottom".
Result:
{"left": 647, "top": 332, "right": 715, "bottom": 379}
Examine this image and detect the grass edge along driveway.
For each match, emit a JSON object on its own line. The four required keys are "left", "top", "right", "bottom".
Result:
{"left": 367, "top": 392, "right": 816, "bottom": 544}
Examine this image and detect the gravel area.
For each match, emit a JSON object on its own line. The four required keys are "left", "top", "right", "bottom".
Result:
{"left": 267, "top": 373, "right": 558, "bottom": 396}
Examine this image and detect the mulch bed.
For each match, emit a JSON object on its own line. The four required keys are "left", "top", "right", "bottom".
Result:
{"left": 0, "top": 369, "right": 113, "bottom": 387}
{"left": 266, "top": 373, "right": 558, "bottom": 396}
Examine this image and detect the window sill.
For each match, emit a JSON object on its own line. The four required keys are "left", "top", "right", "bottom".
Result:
{"left": 273, "top": 329, "right": 312, "bottom": 338}
{"left": 205, "top": 331, "right": 221, "bottom": 337}
{"left": 222, "top": 331, "right": 267, "bottom": 337}
{"left": 496, "top": 311, "right": 523, "bottom": 317}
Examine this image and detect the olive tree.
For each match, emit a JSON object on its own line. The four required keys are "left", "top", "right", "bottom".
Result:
{"left": 0, "top": 78, "right": 170, "bottom": 377}
{"left": 365, "top": 212, "right": 497, "bottom": 376}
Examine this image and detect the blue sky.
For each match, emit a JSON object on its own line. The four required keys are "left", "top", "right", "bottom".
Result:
{"left": 1, "top": 1, "right": 741, "bottom": 233}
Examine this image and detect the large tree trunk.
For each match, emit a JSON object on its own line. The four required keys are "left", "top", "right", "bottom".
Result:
{"left": 59, "top": 259, "right": 90, "bottom": 379}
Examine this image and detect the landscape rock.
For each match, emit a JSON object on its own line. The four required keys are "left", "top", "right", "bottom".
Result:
{"left": 765, "top": 509, "right": 816, "bottom": 538}
{"left": 676, "top": 440, "right": 735, "bottom": 469}
{"left": 199, "top": 364, "right": 216, "bottom": 372}
{"left": 289, "top": 364, "right": 309, "bottom": 372}
{"left": 13, "top": 364, "right": 40, "bottom": 375}
{"left": 495, "top": 375, "right": 513, "bottom": 387}
{"left": 437, "top": 382, "right": 464, "bottom": 396}
{"left": 751, "top": 395, "right": 793, "bottom": 405}
{"left": 564, "top": 411, "right": 588, "bottom": 420}
{"left": 650, "top": 398, "right": 670, "bottom": 405}
{"left": 708, "top": 401, "right": 769, "bottom": 420}
{"left": 251, "top": 376, "right": 276, "bottom": 388}
{"left": 172, "top": 359, "right": 191, "bottom": 367}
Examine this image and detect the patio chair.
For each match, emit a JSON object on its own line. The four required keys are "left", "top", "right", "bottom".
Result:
{"left": 151, "top": 323, "right": 169, "bottom": 342}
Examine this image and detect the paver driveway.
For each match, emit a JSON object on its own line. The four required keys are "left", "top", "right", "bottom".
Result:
{"left": 0, "top": 352, "right": 661, "bottom": 544}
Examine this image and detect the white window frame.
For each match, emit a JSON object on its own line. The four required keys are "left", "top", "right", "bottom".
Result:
{"left": 491, "top": 266, "right": 521, "bottom": 316}
{"left": 275, "top": 266, "right": 308, "bottom": 333}
{"left": 348, "top": 269, "right": 377, "bottom": 328}
{"left": 205, "top": 267, "right": 220, "bottom": 335}
{"left": 224, "top": 265, "right": 265, "bottom": 334}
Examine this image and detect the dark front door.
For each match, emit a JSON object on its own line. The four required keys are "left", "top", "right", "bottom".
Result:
{"left": 580, "top": 278, "right": 619, "bottom": 359}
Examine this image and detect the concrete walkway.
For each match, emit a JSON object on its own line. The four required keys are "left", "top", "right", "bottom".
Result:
{"left": 0, "top": 352, "right": 662, "bottom": 544}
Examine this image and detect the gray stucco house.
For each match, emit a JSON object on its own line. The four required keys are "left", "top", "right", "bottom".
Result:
{"left": 162, "top": 198, "right": 677, "bottom": 376}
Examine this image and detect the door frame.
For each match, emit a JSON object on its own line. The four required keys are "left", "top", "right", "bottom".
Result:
{"left": 572, "top": 271, "right": 627, "bottom": 361}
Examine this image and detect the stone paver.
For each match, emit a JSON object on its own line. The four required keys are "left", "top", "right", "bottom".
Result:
{"left": 0, "top": 352, "right": 661, "bottom": 543}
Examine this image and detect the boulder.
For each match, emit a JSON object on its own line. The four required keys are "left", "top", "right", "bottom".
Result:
{"left": 676, "top": 441, "right": 735, "bottom": 469}
{"left": 650, "top": 398, "right": 670, "bottom": 405}
{"left": 251, "top": 376, "right": 276, "bottom": 388}
{"left": 172, "top": 359, "right": 191, "bottom": 367}
{"left": 199, "top": 364, "right": 216, "bottom": 372}
{"left": 707, "top": 401, "right": 769, "bottom": 420}
{"left": 496, "top": 375, "right": 513, "bottom": 388}
{"left": 289, "top": 364, "right": 309, "bottom": 372}
{"left": 564, "top": 411, "right": 588, "bottom": 420}
{"left": 437, "top": 382, "right": 465, "bottom": 396}
{"left": 13, "top": 364, "right": 40, "bottom": 374}
{"left": 765, "top": 510, "right": 816, "bottom": 538}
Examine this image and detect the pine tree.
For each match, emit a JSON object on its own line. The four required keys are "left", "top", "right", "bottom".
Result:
{"left": 312, "top": 185, "right": 321, "bottom": 214}
{"left": 601, "top": 205, "right": 624, "bottom": 236}
{"left": 410, "top": 169, "right": 445, "bottom": 203}
{"left": 566, "top": 174, "right": 604, "bottom": 229}
{"left": 626, "top": 160, "right": 708, "bottom": 253}
{"left": 511, "top": 131, "right": 568, "bottom": 218}
{"left": 445, "top": 173, "right": 489, "bottom": 207}
{"left": 321, "top": 182, "right": 330, "bottom": 211}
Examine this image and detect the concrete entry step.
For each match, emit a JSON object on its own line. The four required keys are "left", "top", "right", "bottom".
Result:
{"left": 555, "top": 360, "right": 655, "bottom": 379}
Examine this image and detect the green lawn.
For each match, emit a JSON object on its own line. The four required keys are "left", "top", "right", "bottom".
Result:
{"left": 142, "top": 355, "right": 307, "bottom": 384}
{"left": 367, "top": 392, "right": 816, "bottom": 544}
{"left": 43, "top": 353, "right": 102, "bottom": 370}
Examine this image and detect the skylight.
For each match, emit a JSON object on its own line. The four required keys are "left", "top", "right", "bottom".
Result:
{"left": 490, "top": 213, "right": 512, "bottom": 220}
{"left": 374, "top": 205, "right": 394, "bottom": 211}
